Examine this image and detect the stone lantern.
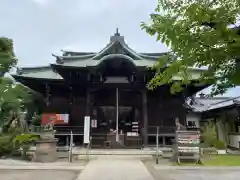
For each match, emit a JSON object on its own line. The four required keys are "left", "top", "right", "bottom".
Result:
{"left": 34, "top": 117, "right": 58, "bottom": 162}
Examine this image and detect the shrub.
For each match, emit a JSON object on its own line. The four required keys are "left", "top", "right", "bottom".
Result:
{"left": 0, "top": 134, "right": 17, "bottom": 157}
{"left": 201, "top": 121, "right": 217, "bottom": 147}
{"left": 32, "top": 114, "right": 41, "bottom": 126}
{"left": 13, "top": 133, "right": 39, "bottom": 159}
{"left": 213, "top": 139, "right": 226, "bottom": 150}
{"left": 0, "top": 130, "right": 39, "bottom": 158}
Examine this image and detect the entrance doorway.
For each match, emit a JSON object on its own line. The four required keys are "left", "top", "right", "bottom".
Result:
{"left": 90, "top": 87, "right": 143, "bottom": 148}
{"left": 100, "top": 106, "right": 133, "bottom": 133}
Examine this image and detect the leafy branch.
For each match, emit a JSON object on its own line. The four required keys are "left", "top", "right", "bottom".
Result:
{"left": 142, "top": 0, "right": 240, "bottom": 96}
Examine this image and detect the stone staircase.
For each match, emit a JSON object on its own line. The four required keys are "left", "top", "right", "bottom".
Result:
{"left": 72, "top": 148, "right": 166, "bottom": 160}
{"left": 28, "top": 146, "right": 173, "bottom": 160}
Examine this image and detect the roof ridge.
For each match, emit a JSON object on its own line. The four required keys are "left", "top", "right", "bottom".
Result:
{"left": 210, "top": 96, "right": 240, "bottom": 105}
{"left": 93, "top": 40, "right": 143, "bottom": 60}
{"left": 20, "top": 65, "right": 50, "bottom": 69}
{"left": 121, "top": 42, "right": 143, "bottom": 60}
{"left": 56, "top": 54, "right": 96, "bottom": 59}
{"left": 61, "top": 50, "right": 96, "bottom": 54}
{"left": 21, "top": 65, "right": 50, "bottom": 71}
{"left": 139, "top": 52, "right": 168, "bottom": 59}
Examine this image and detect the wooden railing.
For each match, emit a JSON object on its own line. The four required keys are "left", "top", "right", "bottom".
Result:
{"left": 148, "top": 126, "right": 200, "bottom": 135}
{"left": 148, "top": 126, "right": 176, "bottom": 135}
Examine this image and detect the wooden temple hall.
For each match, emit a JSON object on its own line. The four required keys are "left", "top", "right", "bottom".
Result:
{"left": 13, "top": 29, "right": 207, "bottom": 148}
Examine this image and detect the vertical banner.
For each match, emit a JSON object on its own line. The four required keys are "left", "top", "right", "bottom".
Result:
{"left": 116, "top": 87, "right": 119, "bottom": 142}
{"left": 91, "top": 119, "right": 97, "bottom": 128}
{"left": 84, "top": 116, "right": 90, "bottom": 144}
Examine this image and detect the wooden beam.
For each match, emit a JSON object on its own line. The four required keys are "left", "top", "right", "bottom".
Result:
{"left": 142, "top": 90, "right": 148, "bottom": 145}
{"left": 86, "top": 89, "right": 91, "bottom": 116}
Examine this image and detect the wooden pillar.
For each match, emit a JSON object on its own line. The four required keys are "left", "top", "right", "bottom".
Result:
{"left": 142, "top": 90, "right": 148, "bottom": 146}
{"left": 134, "top": 108, "right": 139, "bottom": 122}
{"left": 162, "top": 136, "right": 166, "bottom": 146}
{"left": 66, "top": 135, "right": 69, "bottom": 146}
{"left": 86, "top": 89, "right": 91, "bottom": 116}
{"left": 214, "top": 116, "right": 219, "bottom": 140}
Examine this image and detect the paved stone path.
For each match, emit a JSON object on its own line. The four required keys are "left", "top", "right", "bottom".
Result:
{"left": 0, "top": 159, "right": 86, "bottom": 170}
{"left": 0, "top": 170, "right": 79, "bottom": 180}
{"left": 153, "top": 169, "right": 240, "bottom": 180}
{"left": 76, "top": 159, "right": 155, "bottom": 180}
{"left": 145, "top": 161, "right": 240, "bottom": 180}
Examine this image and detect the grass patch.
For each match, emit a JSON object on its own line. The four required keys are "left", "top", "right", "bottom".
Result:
{"left": 173, "top": 155, "right": 240, "bottom": 166}
{"left": 203, "top": 155, "right": 240, "bottom": 166}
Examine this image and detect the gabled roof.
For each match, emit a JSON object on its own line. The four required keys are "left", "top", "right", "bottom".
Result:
{"left": 52, "top": 29, "right": 160, "bottom": 67}
{"left": 13, "top": 29, "right": 207, "bottom": 80}
{"left": 196, "top": 97, "right": 231, "bottom": 106}
{"left": 187, "top": 96, "right": 240, "bottom": 112}
{"left": 206, "top": 96, "right": 240, "bottom": 111}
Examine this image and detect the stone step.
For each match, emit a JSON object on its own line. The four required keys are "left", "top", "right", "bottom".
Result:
{"left": 72, "top": 149, "right": 163, "bottom": 155}
{"left": 75, "top": 159, "right": 155, "bottom": 180}
{"left": 76, "top": 154, "right": 153, "bottom": 160}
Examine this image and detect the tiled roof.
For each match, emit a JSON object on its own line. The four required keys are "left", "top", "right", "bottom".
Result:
{"left": 188, "top": 96, "right": 240, "bottom": 112}
{"left": 14, "top": 66, "right": 63, "bottom": 80}
{"left": 207, "top": 96, "right": 240, "bottom": 111}
{"left": 13, "top": 30, "right": 207, "bottom": 80}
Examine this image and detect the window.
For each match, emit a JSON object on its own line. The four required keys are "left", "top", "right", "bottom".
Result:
{"left": 187, "top": 120, "right": 196, "bottom": 127}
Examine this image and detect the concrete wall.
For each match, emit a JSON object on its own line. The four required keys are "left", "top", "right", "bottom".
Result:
{"left": 186, "top": 113, "right": 200, "bottom": 127}
{"left": 216, "top": 119, "right": 226, "bottom": 143}
{"left": 228, "top": 134, "right": 240, "bottom": 148}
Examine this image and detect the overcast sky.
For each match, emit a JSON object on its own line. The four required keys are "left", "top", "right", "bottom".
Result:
{"left": 0, "top": 0, "right": 239, "bottom": 97}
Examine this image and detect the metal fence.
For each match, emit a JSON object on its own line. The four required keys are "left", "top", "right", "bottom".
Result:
{"left": 29, "top": 125, "right": 84, "bottom": 135}
{"left": 148, "top": 126, "right": 176, "bottom": 135}
{"left": 30, "top": 125, "right": 199, "bottom": 148}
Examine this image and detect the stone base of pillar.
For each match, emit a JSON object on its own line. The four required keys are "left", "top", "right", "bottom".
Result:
{"left": 34, "top": 138, "right": 58, "bottom": 162}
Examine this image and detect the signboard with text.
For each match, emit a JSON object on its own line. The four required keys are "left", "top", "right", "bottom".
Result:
{"left": 41, "top": 113, "right": 69, "bottom": 125}
{"left": 84, "top": 116, "right": 91, "bottom": 144}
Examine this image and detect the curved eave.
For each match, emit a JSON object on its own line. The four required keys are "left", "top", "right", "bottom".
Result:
{"left": 52, "top": 54, "right": 97, "bottom": 64}
{"left": 17, "top": 82, "right": 44, "bottom": 98}
{"left": 140, "top": 52, "right": 169, "bottom": 56}
{"left": 50, "top": 63, "right": 89, "bottom": 70}
{"left": 51, "top": 56, "right": 151, "bottom": 69}
{"left": 98, "top": 54, "right": 136, "bottom": 66}
{"left": 12, "top": 74, "right": 64, "bottom": 82}
{"left": 21, "top": 66, "right": 51, "bottom": 73}
{"left": 54, "top": 53, "right": 97, "bottom": 59}
{"left": 61, "top": 50, "right": 97, "bottom": 56}
{"left": 139, "top": 52, "right": 168, "bottom": 60}
{"left": 12, "top": 75, "right": 65, "bottom": 94}
{"left": 93, "top": 40, "right": 144, "bottom": 60}
{"left": 121, "top": 43, "right": 144, "bottom": 60}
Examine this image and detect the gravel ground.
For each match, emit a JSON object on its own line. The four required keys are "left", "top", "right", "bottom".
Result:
{"left": 0, "top": 159, "right": 88, "bottom": 166}
{"left": 0, "top": 170, "right": 79, "bottom": 180}
{"left": 144, "top": 160, "right": 240, "bottom": 180}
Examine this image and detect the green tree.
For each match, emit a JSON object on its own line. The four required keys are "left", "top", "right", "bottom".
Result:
{"left": 0, "top": 37, "right": 17, "bottom": 76}
{"left": 141, "top": 0, "right": 240, "bottom": 95}
{"left": 0, "top": 37, "right": 32, "bottom": 131}
{"left": 0, "top": 79, "right": 32, "bottom": 129}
